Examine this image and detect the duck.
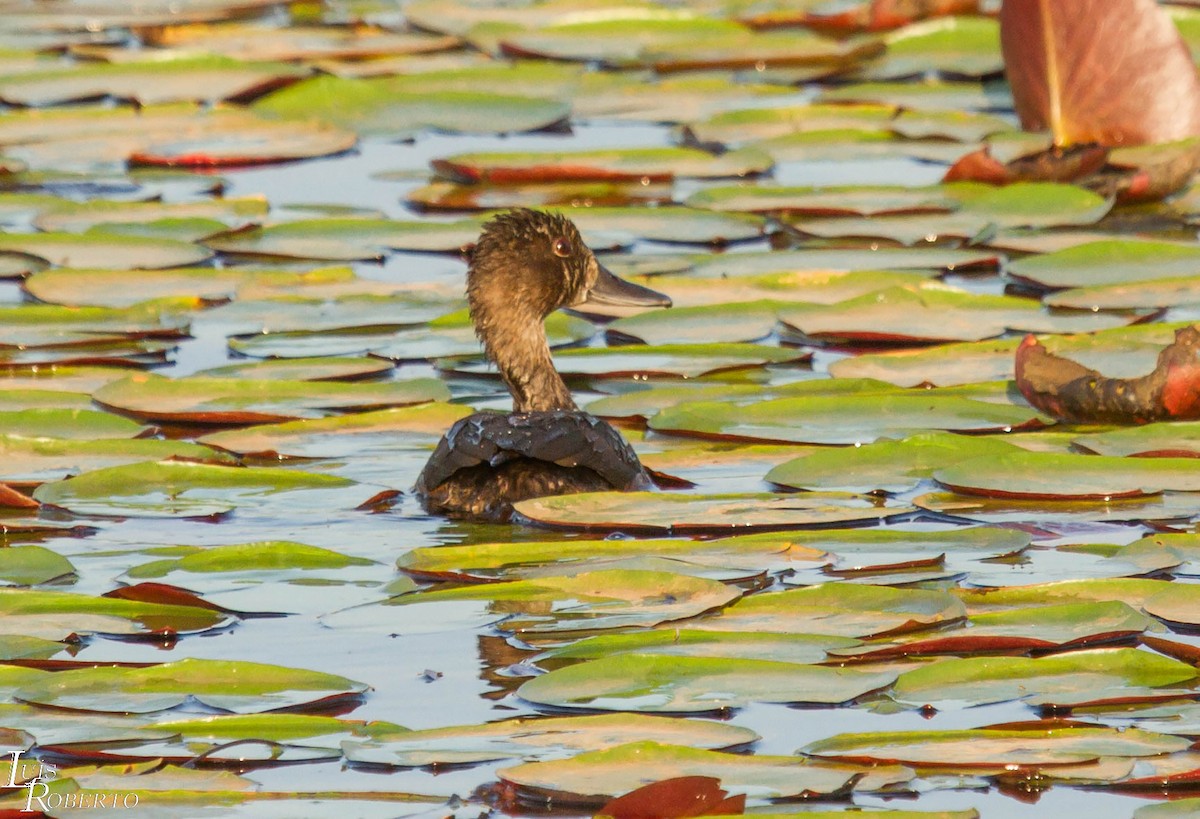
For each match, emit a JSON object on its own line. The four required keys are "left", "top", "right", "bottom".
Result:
{"left": 415, "top": 208, "right": 672, "bottom": 521}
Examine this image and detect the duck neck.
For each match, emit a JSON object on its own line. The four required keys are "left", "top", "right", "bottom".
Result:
{"left": 478, "top": 310, "right": 577, "bottom": 413}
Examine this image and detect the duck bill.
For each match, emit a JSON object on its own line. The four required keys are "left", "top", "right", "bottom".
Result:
{"left": 578, "top": 262, "right": 672, "bottom": 317}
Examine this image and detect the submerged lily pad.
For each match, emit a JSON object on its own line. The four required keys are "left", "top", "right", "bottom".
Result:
{"left": 520, "top": 653, "right": 895, "bottom": 712}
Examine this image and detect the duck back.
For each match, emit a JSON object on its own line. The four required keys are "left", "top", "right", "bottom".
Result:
{"left": 415, "top": 410, "right": 651, "bottom": 521}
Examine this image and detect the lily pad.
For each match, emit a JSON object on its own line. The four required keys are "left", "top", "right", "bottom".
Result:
{"left": 432, "top": 146, "right": 772, "bottom": 183}
{"left": 397, "top": 531, "right": 827, "bottom": 582}
{"left": 13, "top": 658, "right": 367, "bottom": 714}
{"left": 513, "top": 492, "right": 915, "bottom": 533}
{"left": 92, "top": 372, "right": 449, "bottom": 424}
{"left": 851, "top": 16, "right": 1003, "bottom": 80}
{"left": 343, "top": 713, "right": 757, "bottom": 767}
{"left": 935, "top": 451, "right": 1200, "bottom": 499}
{"left": 0, "top": 545, "right": 75, "bottom": 586}
{"left": 498, "top": 741, "right": 910, "bottom": 802}
{"left": 519, "top": 653, "right": 896, "bottom": 712}
{"left": 255, "top": 74, "right": 570, "bottom": 138}
{"left": 536, "top": 629, "right": 859, "bottom": 665}
{"left": 691, "top": 582, "right": 965, "bottom": 638}
{"left": 203, "top": 216, "right": 483, "bottom": 259}
{"left": 1008, "top": 240, "right": 1200, "bottom": 290}
{"left": 0, "top": 588, "right": 231, "bottom": 640}
{"left": 0, "top": 408, "right": 144, "bottom": 440}
{"left": 649, "top": 391, "right": 1041, "bottom": 444}
{"left": 32, "top": 461, "right": 360, "bottom": 519}
{"left": 0, "top": 435, "right": 233, "bottom": 486}
{"left": 0, "top": 230, "right": 212, "bottom": 269}
{"left": 328, "top": 569, "right": 740, "bottom": 635}
{"left": 892, "top": 648, "right": 1199, "bottom": 707}
{"left": 804, "top": 725, "right": 1188, "bottom": 768}
{"left": 767, "top": 431, "right": 1022, "bottom": 493}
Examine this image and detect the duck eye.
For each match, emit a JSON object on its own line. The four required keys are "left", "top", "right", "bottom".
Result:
{"left": 552, "top": 237, "right": 571, "bottom": 258}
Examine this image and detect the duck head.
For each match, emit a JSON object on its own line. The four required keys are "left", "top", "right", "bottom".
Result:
{"left": 467, "top": 209, "right": 671, "bottom": 412}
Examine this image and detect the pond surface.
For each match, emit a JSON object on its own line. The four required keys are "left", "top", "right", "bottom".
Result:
{"left": 2, "top": 5, "right": 1200, "bottom": 819}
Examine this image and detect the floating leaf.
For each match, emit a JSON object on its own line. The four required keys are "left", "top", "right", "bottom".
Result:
{"left": 513, "top": 492, "right": 914, "bottom": 534}
{"left": 692, "top": 582, "right": 965, "bottom": 638}
{"left": 343, "top": 713, "right": 757, "bottom": 767}
{"left": 852, "top": 16, "right": 1002, "bottom": 79}
{"left": 1075, "top": 422, "right": 1200, "bottom": 458}
{"left": 805, "top": 725, "right": 1188, "bottom": 767}
{"left": 32, "top": 461, "right": 359, "bottom": 519}
{"left": 0, "top": 408, "right": 144, "bottom": 440}
{"left": 767, "top": 431, "right": 1021, "bottom": 493}
{"left": 498, "top": 741, "right": 909, "bottom": 802}
{"left": 14, "top": 658, "right": 367, "bottom": 714}
{"left": 0, "top": 545, "right": 75, "bottom": 586}
{"left": 0, "top": 230, "right": 212, "bottom": 269}
{"left": 0, "top": 435, "right": 232, "bottom": 486}
{"left": 255, "top": 74, "right": 570, "bottom": 138}
{"left": 935, "top": 450, "right": 1200, "bottom": 500}
{"left": 1008, "top": 240, "right": 1200, "bottom": 290}
{"left": 432, "top": 146, "right": 771, "bottom": 183}
{"left": 519, "top": 653, "right": 896, "bottom": 712}
{"left": 93, "top": 372, "right": 449, "bottom": 424}
{"left": 0, "top": 588, "right": 230, "bottom": 640}
{"left": 649, "top": 391, "right": 1041, "bottom": 444}
{"left": 537, "top": 630, "right": 859, "bottom": 665}
{"left": 892, "top": 648, "right": 1199, "bottom": 707}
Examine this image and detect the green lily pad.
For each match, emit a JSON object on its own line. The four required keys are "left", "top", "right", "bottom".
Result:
{"left": 1045, "top": 275, "right": 1200, "bottom": 311}
{"left": 685, "top": 183, "right": 958, "bottom": 215}
{"left": 684, "top": 103, "right": 898, "bottom": 147}
{"left": 650, "top": 390, "right": 1041, "bottom": 444}
{"left": 1008, "top": 240, "right": 1200, "bottom": 290}
{"left": 692, "top": 582, "right": 965, "bottom": 638}
{"left": 851, "top": 16, "right": 1002, "bottom": 80}
{"left": 203, "top": 216, "right": 484, "bottom": 259}
{"left": 767, "top": 431, "right": 1022, "bottom": 493}
{"left": 92, "top": 372, "right": 449, "bottom": 424}
{"left": 406, "top": 179, "right": 675, "bottom": 211}
{"left": 432, "top": 146, "right": 771, "bottom": 183}
{"left": 0, "top": 635, "right": 65, "bottom": 661}
{"left": 686, "top": 246, "right": 998, "bottom": 279}
{"left": 498, "top": 741, "right": 910, "bottom": 802}
{"left": 498, "top": 16, "right": 745, "bottom": 66}
{"left": 397, "top": 531, "right": 826, "bottom": 582}
{"left": 13, "top": 658, "right": 367, "bottom": 714}
{"left": 126, "top": 541, "right": 375, "bottom": 581}
{"left": 0, "top": 409, "right": 144, "bottom": 440}
{"left": 0, "top": 435, "right": 233, "bottom": 486}
{"left": 935, "top": 451, "right": 1200, "bottom": 500}
{"left": 830, "top": 601, "right": 1157, "bottom": 659}
{"left": 197, "top": 356, "right": 396, "bottom": 382}
{"left": 255, "top": 74, "right": 570, "bottom": 138}
{"left": 196, "top": 292, "right": 463, "bottom": 336}
{"left": 0, "top": 588, "right": 231, "bottom": 640}
{"left": 519, "top": 653, "right": 896, "bottom": 712}
{"left": 606, "top": 301, "right": 779, "bottom": 345}
{"left": 32, "top": 196, "right": 268, "bottom": 234}
{"left": 32, "top": 461, "right": 359, "bottom": 519}
{"left": 198, "top": 402, "right": 470, "bottom": 458}
{"left": 343, "top": 713, "right": 757, "bottom": 767}
{"left": 536, "top": 629, "right": 859, "bottom": 665}
{"left": 916, "top": 490, "right": 1200, "bottom": 525}
{"left": 779, "top": 284, "right": 1130, "bottom": 344}
{"left": 0, "top": 230, "right": 212, "bottom": 269}
{"left": 818, "top": 78, "right": 1012, "bottom": 110}
{"left": 0, "top": 57, "right": 307, "bottom": 106}
{"left": 513, "top": 491, "right": 915, "bottom": 534}
{"left": 445, "top": 343, "right": 807, "bottom": 379}
{"left": 1074, "top": 423, "right": 1200, "bottom": 458}
{"left": 1137, "top": 800, "right": 1200, "bottom": 819}
{"left": 790, "top": 182, "right": 1112, "bottom": 245}
{"left": 0, "top": 545, "right": 75, "bottom": 586}
{"left": 803, "top": 725, "right": 1189, "bottom": 767}
{"left": 367, "top": 569, "right": 738, "bottom": 635}
{"left": 892, "top": 648, "right": 1199, "bottom": 707}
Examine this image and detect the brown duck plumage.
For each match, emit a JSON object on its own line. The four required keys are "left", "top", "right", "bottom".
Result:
{"left": 414, "top": 209, "right": 671, "bottom": 521}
